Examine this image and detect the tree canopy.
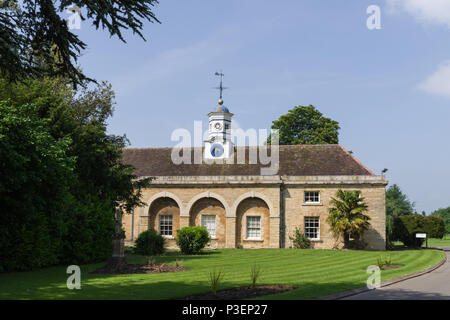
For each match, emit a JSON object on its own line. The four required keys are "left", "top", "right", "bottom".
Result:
{"left": 386, "top": 184, "right": 415, "bottom": 217}
{"left": 385, "top": 184, "right": 415, "bottom": 241}
{"left": 0, "top": 101, "right": 75, "bottom": 270}
{"left": 0, "top": 77, "right": 150, "bottom": 271}
{"left": 0, "top": 0, "right": 158, "bottom": 271}
{"left": 267, "top": 105, "right": 340, "bottom": 145}
{"left": 0, "top": 0, "right": 160, "bottom": 86}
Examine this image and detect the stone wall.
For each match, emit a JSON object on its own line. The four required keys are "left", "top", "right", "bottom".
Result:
{"left": 122, "top": 175, "right": 387, "bottom": 251}
{"left": 190, "top": 198, "right": 226, "bottom": 249}
{"left": 236, "top": 198, "right": 271, "bottom": 248}
{"left": 123, "top": 179, "right": 281, "bottom": 249}
{"left": 283, "top": 183, "right": 386, "bottom": 250}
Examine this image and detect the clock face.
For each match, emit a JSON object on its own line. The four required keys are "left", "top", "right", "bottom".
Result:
{"left": 210, "top": 143, "right": 224, "bottom": 157}
{"left": 214, "top": 122, "right": 222, "bottom": 131}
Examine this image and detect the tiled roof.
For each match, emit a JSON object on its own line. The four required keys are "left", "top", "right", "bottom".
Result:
{"left": 121, "top": 144, "right": 374, "bottom": 177}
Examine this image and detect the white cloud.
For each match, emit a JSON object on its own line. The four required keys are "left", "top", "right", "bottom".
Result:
{"left": 385, "top": 0, "right": 450, "bottom": 28}
{"left": 418, "top": 60, "right": 450, "bottom": 97}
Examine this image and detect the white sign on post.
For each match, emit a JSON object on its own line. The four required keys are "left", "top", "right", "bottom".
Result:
{"left": 416, "top": 233, "right": 426, "bottom": 238}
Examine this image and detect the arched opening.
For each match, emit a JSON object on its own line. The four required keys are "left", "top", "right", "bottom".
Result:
{"left": 148, "top": 197, "right": 180, "bottom": 248}
{"left": 189, "top": 198, "right": 226, "bottom": 248}
{"left": 236, "top": 198, "right": 270, "bottom": 248}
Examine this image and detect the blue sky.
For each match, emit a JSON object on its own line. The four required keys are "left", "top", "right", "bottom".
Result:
{"left": 73, "top": 0, "right": 450, "bottom": 214}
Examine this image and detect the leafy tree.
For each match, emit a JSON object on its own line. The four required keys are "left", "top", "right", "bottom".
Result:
{"left": 0, "top": 101, "right": 75, "bottom": 271}
{"left": 385, "top": 184, "right": 415, "bottom": 241}
{"left": 0, "top": 77, "right": 149, "bottom": 211}
{"left": 0, "top": 77, "right": 150, "bottom": 271}
{"left": 431, "top": 207, "right": 450, "bottom": 234}
{"left": 386, "top": 184, "right": 415, "bottom": 217}
{"left": 326, "top": 190, "right": 370, "bottom": 249}
{"left": 0, "top": 0, "right": 160, "bottom": 86}
{"left": 267, "top": 105, "right": 340, "bottom": 145}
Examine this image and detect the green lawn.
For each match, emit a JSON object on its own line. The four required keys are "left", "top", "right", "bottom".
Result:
{"left": 393, "top": 236, "right": 450, "bottom": 248}
{"left": 0, "top": 248, "right": 444, "bottom": 300}
{"left": 424, "top": 236, "right": 450, "bottom": 247}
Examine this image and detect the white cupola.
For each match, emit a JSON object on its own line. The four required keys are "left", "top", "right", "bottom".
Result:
{"left": 204, "top": 98, "right": 234, "bottom": 160}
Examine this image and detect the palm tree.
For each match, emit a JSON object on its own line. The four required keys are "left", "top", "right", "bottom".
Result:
{"left": 327, "top": 190, "right": 371, "bottom": 249}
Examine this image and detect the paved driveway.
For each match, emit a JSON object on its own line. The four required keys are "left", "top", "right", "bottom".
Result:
{"left": 343, "top": 247, "right": 450, "bottom": 300}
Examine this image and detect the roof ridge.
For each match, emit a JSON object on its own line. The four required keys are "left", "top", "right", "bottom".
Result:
{"left": 122, "top": 145, "right": 374, "bottom": 176}
{"left": 125, "top": 144, "right": 340, "bottom": 150}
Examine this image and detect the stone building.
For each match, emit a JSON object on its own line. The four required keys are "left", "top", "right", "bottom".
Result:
{"left": 121, "top": 99, "right": 387, "bottom": 250}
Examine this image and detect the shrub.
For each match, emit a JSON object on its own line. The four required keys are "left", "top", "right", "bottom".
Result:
{"left": 393, "top": 214, "right": 445, "bottom": 247}
{"left": 393, "top": 214, "right": 426, "bottom": 248}
{"left": 135, "top": 230, "right": 165, "bottom": 256}
{"left": 289, "top": 227, "right": 311, "bottom": 249}
{"left": 176, "top": 226, "right": 210, "bottom": 254}
{"left": 424, "top": 216, "right": 446, "bottom": 239}
{"left": 124, "top": 246, "right": 135, "bottom": 255}
{"left": 250, "top": 264, "right": 261, "bottom": 288}
{"left": 209, "top": 268, "right": 224, "bottom": 295}
{"left": 431, "top": 207, "right": 450, "bottom": 234}
{"left": 384, "top": 255, "right": 392, "bottom": 267}
{"left": 376, "top": 256, "right": 384, "bottom": 269}
{"left": 175, "top": 259, "right": 183, "bottom": 268}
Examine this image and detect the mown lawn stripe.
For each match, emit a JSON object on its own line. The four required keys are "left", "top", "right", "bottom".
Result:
{"left": 0, "top": 249, "right": 443, "bottom": 300}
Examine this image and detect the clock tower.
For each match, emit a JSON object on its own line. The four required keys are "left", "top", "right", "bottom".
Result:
{"left": 204, "top": 98, "right": 234, "bottom": 160}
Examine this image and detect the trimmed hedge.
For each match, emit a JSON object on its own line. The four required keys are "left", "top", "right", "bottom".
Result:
{"left": 424, "top": 216, "right": 445, "bottom": 239}
{"left": 393, "top": 215, "right": 426, "bottom": 247}
{"left": 176, "top": 226, "right": 210, "bottom": 254}
{"left": 135, "top": 229, "right": 165, "bottom": 256}
{"left": 431, "top": 207, "right": 450, "bottom": 234}
{"left": 393, "top": 214, "right": 446, "bottom": 247}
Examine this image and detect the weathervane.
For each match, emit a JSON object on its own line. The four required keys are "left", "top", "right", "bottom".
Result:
{"left": 214, "top": 71, "right": 227, "bottom": 101}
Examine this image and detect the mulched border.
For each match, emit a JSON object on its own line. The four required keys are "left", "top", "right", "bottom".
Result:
{"left": 181, "top": 285, "right": 297, "bottom": 300}
{"left": 90, "top": 262, "right": 190, "bottom": 274}
{"left": 381, "top": 264, "right": 402, "bottom": 270}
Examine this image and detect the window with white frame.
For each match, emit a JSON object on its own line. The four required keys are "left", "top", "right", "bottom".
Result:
{"left": 304, "top": 216, "right": 320, "bottom": 240}
{"left": 159, "top": 215, "right": 173, "bottom": 236}
{"left": 304, "top": 191, "right": 320, "bottom": 204}
{"left": 246, "top": 216, "right": 261, "bottom": 239}
{"left": 201, "top": 215, "right": 216, "bottom": 237}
